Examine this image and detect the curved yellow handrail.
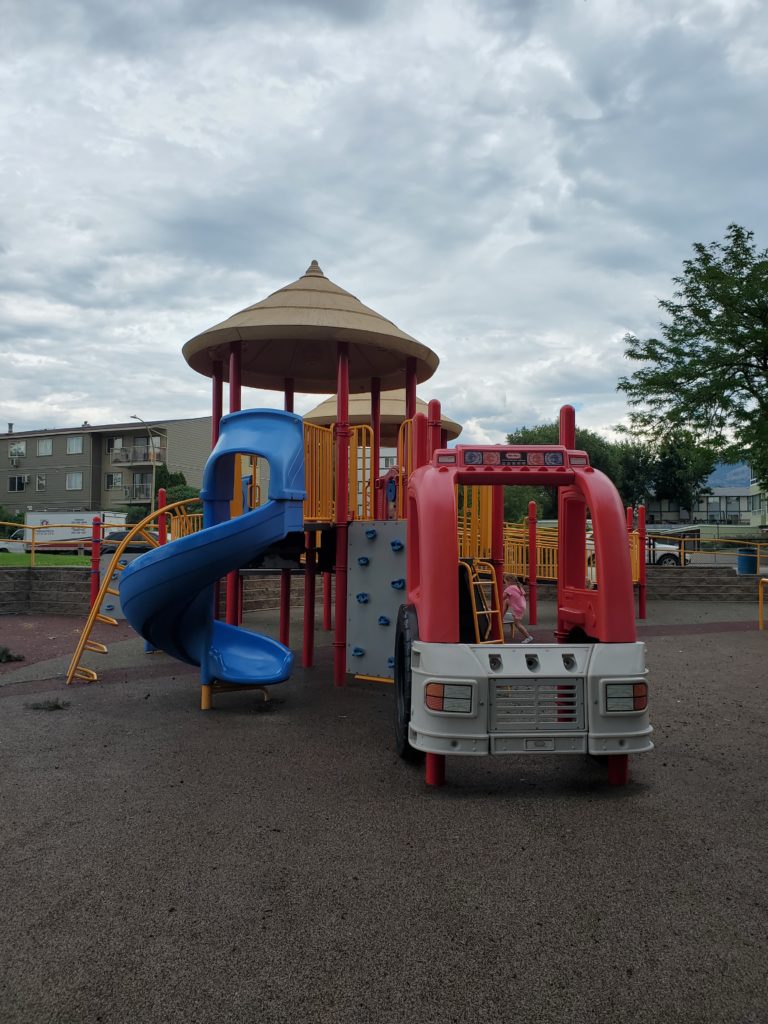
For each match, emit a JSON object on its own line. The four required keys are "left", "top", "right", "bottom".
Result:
{"left": 66, "top": 498, "right": 201, "bottom": 684}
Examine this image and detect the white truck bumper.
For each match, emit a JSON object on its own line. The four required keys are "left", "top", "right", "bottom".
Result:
{"left": 407, "top": 641, "right": 654, "bottom": 757}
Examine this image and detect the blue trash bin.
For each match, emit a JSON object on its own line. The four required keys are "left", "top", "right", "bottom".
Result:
{"left": 737, "top": 546, "right": 757, "bottom": 575}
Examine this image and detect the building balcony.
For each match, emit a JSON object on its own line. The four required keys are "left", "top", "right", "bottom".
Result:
{"left": 123, "top": 485, "right": 152, "bottom": 502}
{"left": 110, "top": 445, "right": 167, "bottom": 466}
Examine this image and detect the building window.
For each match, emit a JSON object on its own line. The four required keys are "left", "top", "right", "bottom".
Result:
{"left": 66, "top": 472, "right": 83, "bottom": 490}
{"left": 106, "top": 472, "right": 123, "bottom": 490}
{"left": 37, "top": 437, "right": 53, "bottom": 456}
{"left": 106, "top": 436, "right": 123, "bottom": 453}
{"left": 36, "top": 474, "right": 46, "bottom": 492}
{"left": 67, "top": 435, "right": 84, "bottom": 455}
{"left": 8, "top": 440, "right": 26, "bottom": 458}
{"left": 9, "top": 476, "right": 26, "bottom": 492}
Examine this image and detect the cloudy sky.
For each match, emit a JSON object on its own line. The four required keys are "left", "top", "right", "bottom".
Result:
{"left": 2, "top": 0, "right": 767, "bottom": 444}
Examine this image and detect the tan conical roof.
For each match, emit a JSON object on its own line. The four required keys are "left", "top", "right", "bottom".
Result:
{"left": 182, "top": 260, "right": 439, "bottom": 393}
{"left": 304, "top": 389, "right": 462, "bottom": 445}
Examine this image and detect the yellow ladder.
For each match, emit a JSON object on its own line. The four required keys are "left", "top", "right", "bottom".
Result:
{"left": 66, "top": 559, "right": 126, "bottom": 683}
{"left": 459, "top": 559, "right": 503, "bottom": 644}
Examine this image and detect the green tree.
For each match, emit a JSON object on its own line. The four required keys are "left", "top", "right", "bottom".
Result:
{"left": 504, "top": 422, "right": 624, "bottom": 519}
{"left": 614, "top": 441, "right": 656, "bottom": 507}
{"left": 165, "top": 484, "right": 200, "bottom": 505}
{"left": 651, "top": 431, "right": 714, "bottom": 514}
{"left": 155, "top": 464, "right": 188, "bottom": 491}
{"left": 618, "top": 224, "right": 768, "bottom": 488}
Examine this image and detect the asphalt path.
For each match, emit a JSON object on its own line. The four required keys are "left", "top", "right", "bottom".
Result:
{"left": 0, "top": 608, "right": 766, "bottom": 1023}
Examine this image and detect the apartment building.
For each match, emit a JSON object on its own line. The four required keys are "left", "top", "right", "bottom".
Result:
{"left": 2, "top": 417, "right": 211, "bottom": 514}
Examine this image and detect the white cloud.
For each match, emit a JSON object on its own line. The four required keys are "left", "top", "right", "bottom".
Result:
{"left": 0, "top": 0, "right": 766, "bottom": 456}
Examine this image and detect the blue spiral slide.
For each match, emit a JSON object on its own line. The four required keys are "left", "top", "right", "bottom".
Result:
{"left": 119, "top": 409, "right": 306, "bottom": 688}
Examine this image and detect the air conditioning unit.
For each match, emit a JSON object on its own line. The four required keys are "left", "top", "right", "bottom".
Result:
{"left": 23, "top": 475, "right": 31, "bottom": 484}
{"left": 9, "top": 457, "right": 19, "bottom": 467}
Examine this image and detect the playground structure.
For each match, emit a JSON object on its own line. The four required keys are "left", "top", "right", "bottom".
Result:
{"left": 66, "top": 260, "right": 654, "bottom": 787}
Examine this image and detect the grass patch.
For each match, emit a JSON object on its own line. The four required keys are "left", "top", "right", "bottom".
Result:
{"left": 0, "top": 553, "right": 90, "bottom": 567}
{"left": 27, "top": 699, "right": 70, "bottom": 711}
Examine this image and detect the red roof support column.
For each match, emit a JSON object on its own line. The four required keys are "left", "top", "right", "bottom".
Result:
{"left": 212, "top": 360, "right": 223, "bottom": 447}
{"left": 280, "top": 378, "right": 295, "bottom": 647}
{"left": 405, "top": 357, "right": 417, "bottom": 420}
{"left": 427, "top": 399, "right": 442, "bottom": 458}
{"left": 334, "top": 342, "right": 350, "bottom": 686}
{"left": 229, "top": 343, "right": 242, "bottom": 413}
{"left": 559, "top": 404, "right": 575, "bottom": 449}
{"left": 371, "top": 376, "right": 381, "bottom": 508}
{"left": 491, "top": 485, "right": 505, "bottom": 640}
{"left": 226, "top": 342, "right": 242, "bottom": 626}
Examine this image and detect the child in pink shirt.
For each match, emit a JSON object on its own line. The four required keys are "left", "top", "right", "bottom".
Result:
{"left": 502, "top": 573, "right": 533, "bottom": 643}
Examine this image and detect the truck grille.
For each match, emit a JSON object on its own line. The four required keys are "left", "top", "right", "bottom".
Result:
{"left": 490, "top": 679, "right": 585, "bottom": 732}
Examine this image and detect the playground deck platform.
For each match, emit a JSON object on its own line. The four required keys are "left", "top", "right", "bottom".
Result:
{"left": 1, "top": 603, "right": 765, "bottom": 1023}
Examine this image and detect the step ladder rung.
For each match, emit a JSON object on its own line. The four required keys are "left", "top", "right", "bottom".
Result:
{"left": 84, "top": 640, "right": 108, "bottom": 654}
{"left": 73, "top": 667, "right": 98, "bottom": 682}
{"left": 95, "top": 613, "right": 118, "bottom": 626}
{"left": 105, "top": 587, "right": 119, "bottom": 596}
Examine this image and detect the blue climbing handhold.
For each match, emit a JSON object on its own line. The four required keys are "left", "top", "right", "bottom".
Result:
{"left": 356, "top": 592, "right": 370, "bottom": 604}
{"left": 357, "top": 556, "right": 370, "bottom": 567}
{"left": 390, "top": 539, "right": 404, "bottom": 552}
{"left": 378, "top": 615, "right": 390, "bottom": 626}
{"left": 387, "top": 656, "right": 395, "bottom": 668}
{"left": 391, "top": 578, "right": 405, "bottom": 590}
{"left": 365, "top": 527, "right": 377, "bottom": 540}
{"left": 352, "top": 647, "right": 365, "bottom": 657}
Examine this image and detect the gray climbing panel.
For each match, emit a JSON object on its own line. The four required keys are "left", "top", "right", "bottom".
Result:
{"left": 99, "top": 551, "right": 143, "bottom": 620}
{"left": 346, "top": 519, "right": 407, "bottom": 679}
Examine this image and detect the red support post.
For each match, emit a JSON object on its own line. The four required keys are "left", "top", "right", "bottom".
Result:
{"left": 226, "top": 342, "right": 242, "bottom": 626}
{"left": 279, "top": 570, "right": 291, "bottom": 647}
{"left": 607, "top": 754, "right": 629, "bottom": 786}
{"left": 212, "top": 361, "right": 223, "bottom": 618}
{"left": 491, "top": 485, "right": 505, "bottom": 640}
{"left": 425, "top": 752, "right": 446, "bottom": 787}
{"left": 302, "top": 531, "right": 316, "bottom": 667}
{"left": 412, "top": 412, "right": 428, "bottom": 470}
{"left": 371, "top": 376, "right": 381, "bottom": 504}
{"left": 527, "top": 500, "right": 538, "bottom": 626}
{"left": 323, "top": 571, "right": 333, "bottom": 631}
{"left": 90, "top": 516, "right": 102, "bottom": 608}
{"left": 158, "top": 488, "right": 168, "bottom": 545}
{"left": 280, "top": 380, "right": 295, "bottom": 647}
{"left": 559, "top": 404, "right": 576, "bottom": 449}
{"left": 638, "top": 504, "right": 647, "bottom": 620}
{"left": 427, "top": 399, "right": 442, "bottom": 458}
{"left": 212, "top": 360, "right": 223, "bottom": 446}
{"left": 334, "top": 342, "right": 350, "bottom": 686}
{"left": 229, "top": 343, "right": 242, "bottom": 413}
{"left": 405, "top": 357, "right": 417, "bottom": 420}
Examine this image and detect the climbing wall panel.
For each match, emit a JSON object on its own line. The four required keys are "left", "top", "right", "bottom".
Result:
{"left": 346, "top": 519, "right": 407, "bottom": 680}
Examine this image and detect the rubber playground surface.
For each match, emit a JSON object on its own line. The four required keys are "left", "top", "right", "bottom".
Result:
{"left": 1, "top": 601, "right": 766, "bottom": 1023}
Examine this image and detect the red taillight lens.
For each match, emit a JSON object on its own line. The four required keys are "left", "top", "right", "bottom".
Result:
{"left": 633, "top": 682, "right": 648, "bottom": 711}
{"left": 424, "top": 682, "right": 473, "bottom": 713}
{"left": 425, "top": 682, "right": 444, "bottom": 710}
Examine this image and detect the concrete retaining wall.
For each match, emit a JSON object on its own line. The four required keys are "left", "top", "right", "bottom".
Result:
{"left": 0, "top": 565, "right": 760, "bottom": 617}
{"left": 0, "top": 568, "right": 332, "bottom": 617}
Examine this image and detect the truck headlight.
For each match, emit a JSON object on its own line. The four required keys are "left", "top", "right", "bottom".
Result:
{"left": 425, "top": 682, "right": 473, "bottom": 713}
{"left": 605, "top": 681, "right": 648, "bottom": 713}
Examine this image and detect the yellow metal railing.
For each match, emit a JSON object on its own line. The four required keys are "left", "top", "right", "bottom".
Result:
{"left": 0, "top": 520, "right": 124, "bottom": 565}
{"left": 303, "top": 423, "right": 335, "bottom": 522}
{"left": 457, "top": 486, "right": 493, "bottom": 560}
{"left": 459, "top": 559, "right": 503, "bottom": 644}
{"left": 396, "top": 419, "right": 414, "bottom": 519}
{"left": 350, "top": 425, "right": 374, "bottom": 521}
{"left": 66, "top": 498, "right": 201, "bottom": 684}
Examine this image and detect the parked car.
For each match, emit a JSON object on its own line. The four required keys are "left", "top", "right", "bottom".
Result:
{"left": 102, "top": 529, "right": 160, "bottom": 554}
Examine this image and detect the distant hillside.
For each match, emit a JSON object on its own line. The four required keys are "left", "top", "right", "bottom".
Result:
{"left": 706, "top": 462, "right": 751, "bottom": 488}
